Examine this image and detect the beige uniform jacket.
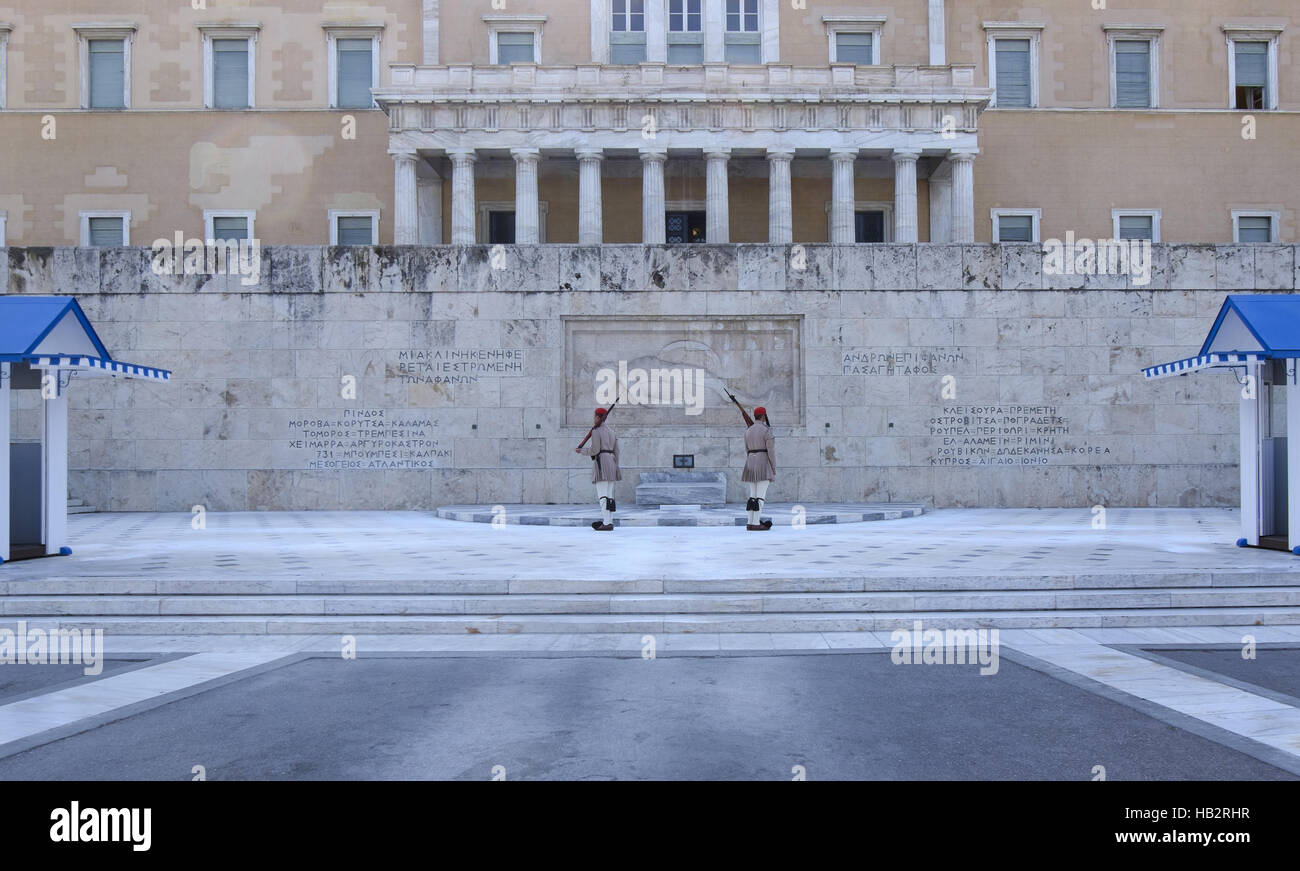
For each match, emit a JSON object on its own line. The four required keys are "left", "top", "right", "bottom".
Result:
{"left": 741, "top": 422, "right": 776, "bottom": 482}
{"left": 585, "top": 424, "right": 621, "bottom": 483}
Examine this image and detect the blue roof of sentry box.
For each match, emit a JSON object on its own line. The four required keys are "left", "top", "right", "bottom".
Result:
{"left": 1200, "top": 294, "right": 1300, "bottom": 357}
{"left": 0, "top": 296, "right": 170, "bottom": 380}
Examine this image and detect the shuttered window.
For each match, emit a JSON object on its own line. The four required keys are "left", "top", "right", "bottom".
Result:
{"left": 1234, "top": 41, "right": 1268, "bottom": 109}
{"left": 1118, "top": 215, "right": 1154, "bottom": 241}
{"left": 336, "top": 38, "right": 373, "bottom": 109}
{"left": 835, "top": 33, "right": 874, "bottom": 65}
{"left": 213, "top": 38, "right": 250, "bottom": 108}
{"left": 668, "top": 42, "right": 703, "bottom": 64}
{"left": 496, "top": 32, "right": 535, "bottom": 64}
{"left": 996, "top": 215, "right": 1034, "bottom": 242}
{"left": 1114, "top": 40, "right": 1151, "bottom": 108}
{"left": 1237, "top": 216, "right": 1274, "bottom": 243}
{"left": 89, "top": 39, "right": 125, "bottom": 108}
{"left": 87, "top": 216, "right": 125, "bottom": 246}
{"left": 994, "top": 39, "right": 1031, "bottom": 107}
{"left": 211, "top": 216, "right": 249, "bottom": 242}
{"left": 335, "top": 216, "right": 375, "bottom": 246}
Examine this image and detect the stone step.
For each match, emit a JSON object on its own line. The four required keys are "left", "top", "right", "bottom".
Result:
{"left": 4, "top": 606, "right": 1300, "bottom": 635}
{"left": 6, "top": 571, "right": 1300, "bottom": 597}
{"left": 4, "top": 587, "right": 1300, "bottom": 618}
{"left": 66, "top": 498, "right": 96, "bottom": 514}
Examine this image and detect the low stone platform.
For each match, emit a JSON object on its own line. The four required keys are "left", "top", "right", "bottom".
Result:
{"left": 434, "top": 502, "right": 927, "bottom": 527}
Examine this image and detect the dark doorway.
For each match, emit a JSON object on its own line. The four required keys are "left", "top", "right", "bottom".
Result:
{"left": 666, "top": 211, "right": 706, "bottom": 243}
{"left": 488, "top": 211, "right": 516, "bottom": 244}
{"left": 855, "top": 210, "right": 886, "bottom": 243}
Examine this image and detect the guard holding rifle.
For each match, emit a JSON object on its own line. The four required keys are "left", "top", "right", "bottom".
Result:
{"left": 575, "top": 405, "right": 620, "bottom": 531}
{"left": 727, "top": 389, "right": 775, "bottom": 531}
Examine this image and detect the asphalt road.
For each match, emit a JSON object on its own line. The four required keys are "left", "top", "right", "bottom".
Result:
{"left": 0, "top": 652, "right": 1293, "bottom": 780}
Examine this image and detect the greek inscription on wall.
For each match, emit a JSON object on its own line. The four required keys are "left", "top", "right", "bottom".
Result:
{"left": 928, "top": 405, "right": 1110, "bottom": 466}
{"left": 393, "top": 349, "right": 525, "bottom": 384}
{"left": 283, "top": 409, "right": 450, "bottom": 470}
{"left": 843, "top": 349, "right": 967, "bottom": 376}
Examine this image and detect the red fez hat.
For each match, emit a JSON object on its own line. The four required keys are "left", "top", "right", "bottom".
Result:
{"left": 595, "top": 407, "right": 608, "bottom": 416}
{"left": 754, "top": 407, "right": 767, "bottom": 417}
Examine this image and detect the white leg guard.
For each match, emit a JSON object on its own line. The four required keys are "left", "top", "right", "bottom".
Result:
{"left": 597, "top": 482, "right": 614, "bottom": 525}
{"left": 747, "top": 482, "right": 760, "bottom": 524}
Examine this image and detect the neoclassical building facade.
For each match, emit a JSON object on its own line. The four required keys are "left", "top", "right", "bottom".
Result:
{"left": 0, "top": 0, "right": 1295, "bottom": 247}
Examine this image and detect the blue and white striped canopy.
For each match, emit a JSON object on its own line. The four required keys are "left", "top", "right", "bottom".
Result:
{"left": 0, "top": 296, "right": 172, "bottom": 381}
{"left": 1142, "top": 352, "right": 1266, "bottom": 380}
{"left": 28, "top": 355, "right": 171, "bottom": 382}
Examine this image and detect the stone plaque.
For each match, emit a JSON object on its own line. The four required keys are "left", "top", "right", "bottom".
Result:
{"left": 564, "top": 316, "right": 804, "bottom": 427}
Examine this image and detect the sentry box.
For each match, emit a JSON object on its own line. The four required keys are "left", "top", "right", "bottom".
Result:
{"left": 0, "top": 297, "right": 171, "bottom": 564}
{"left": 1144, "top": 294, "right": 1300, "bottom": 554}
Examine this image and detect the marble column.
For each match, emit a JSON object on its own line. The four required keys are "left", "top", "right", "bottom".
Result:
{"left": 950, "top": 150, "right": 977, "bottom": 244}
{"left": 576, "top": 148, "right": 604, "bottom": 245}
{"left": 391, "top": 150, "right": 419, "bottom": 245}
{"left": 640, "top": 147, "right": 667, "bottom": 244}
{"left": 892, "top": 148, "right": 922, "bottom": 244}
{"left": 928, "top": 171, "right": 952, "bottom": 244}
{"left": 512, "top": 147, "right": 541, "bottom": 244}
{"left": 417, "top": 172, "right": 443, "bottom": 245}
{"left": 448, "top": 148, "right": 477, "bottom": 245}
{"left": 767, "top": 148, "right": 795, "bottom": 244}
{"left": 704, "top": 147, "right": 731, "bottom": 244}
{"left": 828, "top": 148, "right": 857, "bottom": 245}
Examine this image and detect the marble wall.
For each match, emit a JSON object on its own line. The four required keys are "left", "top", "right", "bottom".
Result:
{"left": 4, "top": 243, "right": 1297, "bottom": 510}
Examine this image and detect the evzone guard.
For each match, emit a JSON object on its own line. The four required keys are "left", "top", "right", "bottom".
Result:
{"left": 575, "top": 405, "right": 620, "bottom": 531}
{"left": 727, "top": 388, "right": 775, "bottom": 531}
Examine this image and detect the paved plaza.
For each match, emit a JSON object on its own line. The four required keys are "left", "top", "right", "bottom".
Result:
{"left": 0, "top": 506, "right": 1297, "bottom": 779}
{"left": 2, "top": 506, "right": 1296, "bottom": 583}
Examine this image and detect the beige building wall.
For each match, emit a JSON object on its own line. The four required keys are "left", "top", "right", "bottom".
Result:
{"left": 0, "top": 1, "right": 420, "bottom": 110}
{"left": 1, "top": 2, "right": 1297, "bottom": 246}
{"left": 0, "top": 111, "right": 394, "bottom": 246}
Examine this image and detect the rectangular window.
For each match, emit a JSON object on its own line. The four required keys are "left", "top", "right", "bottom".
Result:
{"left": 496, "top": 32, "right": 535, "bottom": 64}
{"left": 1114, "top": 40, "right": 1151, "bottom": 108}
{"left": 213, "top": 38, "right": 251, "bottom": 108}
{"left": 1236, "top": 214, "right": 1276, "bottom": 243}
{"left": 336, "top": 38, "right": 374, "bottom": 109}
{"left": 88, "top": 39, "right": 126, "bottom": 109}
{"left": 206, "top": 213, "right": 252, "bottom": 242}
{"left": 668, "top": 0, "right": 703, "bottom": 63}
{"left": 610, "top": 0, "right": 647, "bottom": 63}
{"left": 669, "top": 0, "right": 702, "bottom": 32}
{"left": 1117, "top": 215, "right": 1154, "bottom": 240}
{"left": 726, "top": 0, "right": 759, "bottom": 32}
{"left": 992, "top": 211, "right": 1039, "bottom": 243}
{"left": 994, "top": 38, "right": 1031, "bottom": 107}
{"left": 611, "top": 0, "right": 645, "bottom": 32}
{"left": 334, "top": 214, "right": 377, "bottom": 245}
{"left": 1234, "top": 41, "right": 1268, "bottom": 110}
{"left": 81, "top": 213, "right": 129, "bottom": 246}
{"left": 724, "top": 0, "right": 760, "bottom": 62}
{"left": 835, "top": 33, "right": 873, "bottom": 65}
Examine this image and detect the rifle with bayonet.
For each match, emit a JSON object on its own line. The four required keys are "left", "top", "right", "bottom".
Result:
{"left": 576, "top": 398, "right": 619, "bottom": 450}
{"left": 722, "top": 383, "right": 753, "bottom": 427}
